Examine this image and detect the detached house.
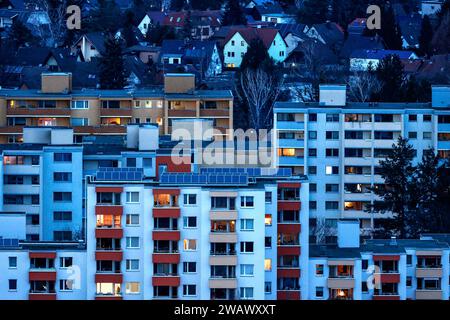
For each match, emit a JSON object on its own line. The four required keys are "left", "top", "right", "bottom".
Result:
{"left": 71, "top": 32, "right": 106, "bottom": 62}
{"left": 222, "top": 27, "right": 287, "bottom": 68}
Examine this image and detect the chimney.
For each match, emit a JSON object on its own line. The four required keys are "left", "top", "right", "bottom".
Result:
{"left": 390, "top": 236, "right": 397, "bottom": 246}
{"left": 41, "top": 72, "right": 72, "bottom": 93}
{"left": 319, "top": 84, "right": 347, "bottom": 106}
{"left": 337, "top": 220, "right": 360, "bottom": 248}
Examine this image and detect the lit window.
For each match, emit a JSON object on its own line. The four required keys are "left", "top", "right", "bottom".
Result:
{"left": 278, "top": 148, "right": 295, "bottom": 157}
{"left": 265, "top": 214, "right": 272, "bottom": 226}
{"left": 125, "top": 282, "right": 140, "bottom": 294}
{"left": 264, "top": 259, "right": 272, "bottom": 271}
{"left": 316, "top": 264, "right": 324, "bottom": 275}
{"left": 183, "top": 239, "right": 197, "bottom": 251}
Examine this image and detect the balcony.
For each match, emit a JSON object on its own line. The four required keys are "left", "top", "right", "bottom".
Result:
{"left": 3, "top": 184, "right": 40, "bottom": 195}
{"left": 210, "top": 210, "right": 238, "bottom": 220}
{"left": 3, "top": 165, "right": 40, "bottom": 175}
{"left": 152, "top": 230, "right": 180, "bottom": 241}
{"left": 277, "top": 246, "right": 301, "bottom": 256}
{"left": 416, "top": 267, "right": 443, "bottom": 278}
{"left": 199, "top": 109, "right": 229, "bottom": 117}
{"left": 95, "top": 228, "right": 123, "bottom": 239}
{"left": 278, "top": 156, "right": 304, "bottom": 166}
{"left": 95, "top": 205, "right": 123, "bottom": 216}
{"left": 277, "top": 268, "right": 300, "bottom": 278}
{"left": 100, "top": 108, "right": 132, "bottom": 117}
{"left": 209, "top": 233, "right": 237, "bottom": 243}
{"left": 209, "top": 255, "right": 238, "bottom": 266}
{"left": 95, "top": 273, "right": 123, "bottom": 283}
{"left": 373, "top": 294, "right": 400, "bottom": 300}
{"left": 152, "top": 208, "right": 180, "bottom": 218}
{"left": 343, "top": 121, "right": 373, "bottom": 130}
{"left": 277, "top": 121, "right": 304, "bottom": 130}
{"left": 152, "top": 276, "right": 181, "bottom": 287}
{"left": 95, "top": 295, "right": 123, "bottom": 300}
{"left": 373, "top": 122, "right": 402, "bottom": 131}
{"left": 277, "top": 201, "right": 301, "bottom": 211}
{"left": 95, "top": 250, "right": 123, "bottom": 261}
{"left": 376, "top": 273, "right": 400, "bottom": 283}
{"left": 29, "top": 293, "right": 57, "bottom": 300}
{"left": 278, "top": 224, "right": 301, "bottom": 233}
{"left": 278, "top": 138, "right": 304, "bottom": 148}
{"left": 29, "top": 270, "right": 57, "bottom": 281}
{"left": 168, "top": 109, "right": 196, "bottom": 117}
{"left": 327, "top": 278, "right": 355, "bottom": 289}
{"left": 209, "top": 278, "right": 237, "bottom": 289}
{"left": 7, "top": 107, "right": 71, "bottom": 117}
{"left": 415, "top": 290, "right": 443, "bottom": 300}
{"left": 277, "top": 291, "right": 301, "bottom": 300}
{"left": 152, "top": 253, "right": 180, "bottom": 264}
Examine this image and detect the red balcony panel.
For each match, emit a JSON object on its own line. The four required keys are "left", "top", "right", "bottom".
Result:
{"left": 29, "top": 252, "right": 56, "bottom": 259}
{"left": 373, "top": 255, "right": 400, "bottom": 261}
{"left": 277, "top": 246, "right": 301, "bottom": 256}
{"left": 379, "top": 273, "right": 400, "bottom": 283}
{"left": 152, "top": 231, "right": 180, "bottom": 241}
{"left": 152, "top": 276, "right": 180, "bottom": 287}
{"left": 277, "top": 291, "right": 301, "bottom": 300}
{"left": 96, "top": 187, "right": 123, "bottom": 193}
{"left": 95, "top": 296, "right": 123, "bottom": 300}
{"left": 95, "top": 274, "right": 123, "bottom": 283}
{"left": 278, "top": 201, "right": 301, "bottom": 211}
{"left": 152, "top": 189, "right": 180, "bottom": 195}
{"left": 152, "top": 253, "right": 180, "bottom": 264}
{"left": 29, "top": 271, "right": 57, "bottom": 281}
{"left": 29, "top": 293, "right": 57, "bottom": 300}
{"left": 95, "top": 228, "right": 123, "bottom": 239}
{"left": 95, "top": 251, "right": 123, "bottom": 261}
{"left": 373, "top": 295, "right": 400, "bottom": 301}
{"left": 153, "top": 208, "right": 181, "bottom": 218}
{"left": 278, "top": 183, "right": 301, "bottom": 189}
{"left": 156, "top": 156, "right": 191, "bottom": 178}
{"left": 278, "top": 224, "right": 301, "bottom": 234}
{"left": 277, "top": 268, "right": 301, "bottom": 278}
{"left": 95, "top": 205, "right": 123, "bottom": 216}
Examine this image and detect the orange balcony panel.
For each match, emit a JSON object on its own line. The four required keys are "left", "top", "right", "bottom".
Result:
{"left": 278, "top": 224, "right": 301, "bottom": 234}
{"left": 153, "top": 208, "right": 180, "bottom": 218}
{"left": 199, "top": 109, "right": 229, "bottom": 117}
{"left": 7, "top": 107, "right": 70, "bottom": 116}
{"left": 95, "top": 228, "right": 123, "bottom": 239}
{"left": 29, "top": 252, "right": 56, "bottom": 259}
{"left": 278, "top": 183, "right": 301, "bottom": 188}
{"left": 29, "top": 271, "right": 57, "bottom": 281}
{"left": 29, "top": 293, "right": 57, "bottom": 300}
{"left": 100, "top": 108, "right": 132, "bottom": 117}
{"left": 152, "top": 231, "right": 180, "bottom": 241}
{"left": 373, "top": 255, "right": 400, "bottom": 261}
{"left": 152, "top": 253, "right": 180, "bottom": 264}
{"left": 96, "top": 187, "right": 123, "bottom": 193}
{"left": 380, "top": 273, "right": 400, "bottom": 283}
{"left": 73, "top": 126, "right": 126, "bottom": 135}
{"left": 168, "top": 109, "right": 196, "bottom": 117}
{"left": 152, "top": 189, "right": 180, "bottom": 195}
{"left": 95, "top": 251, "right": 123, "bottom": 261}
{"left": 95, "top": 274, "right": 123, "bottom": 283}
{"left": 373, "top": 295, "right": 400, "bottom": 301}
{"left": 278, "top": 201, "right": 301, "bottom": 211}
{"left": 155, "top": 156, "right": 191, "bottom": 178}
{"left": 277, "top": 291, "right": 301, "bottom": 300}
{"left": 95, "top": 205, "right": 123, "bottom": 216}
{"left": 277, "top": 268, "right": 301, "bottom": 278}
{"left": 95, "top": 296, "right": 123, "bottom": 300}
{"left": 152, "top": 276, "right": 180, "bottom": 287}
{"left": 277, "top": 246, "right": 301, "bottom": 256}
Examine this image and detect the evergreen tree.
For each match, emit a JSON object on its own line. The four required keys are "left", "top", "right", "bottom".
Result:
{"left": 10, "top": 19, "right": 35, "bottom": 48}
{"left": 402, "top": 76, "right": 431, "bottom": 103}
{"left": 170, "top": 0, "right": 185, "bottom": 11}
{"left": 432, "top": 12, "right": 450, "bottom": 54}
{"left": 122, "top": 11, "right": 138, "bottom": 47}
{"left": 379, "top": 4, "right": 403, "bottom": 50}
{"left": 99, "top": 35, "right": 126, "bottom": 89}
{"left": 86, "top": 0, "right": 123, "bottom": 32}
{"left": 330, "top": 0, "right": 367, "bottom": 30}
{"left": 222, "top": 0, "right": 247, "bottom": 26}
{"left": 419, "top": 15, "right": 433, "bottom": 56}
{"left": 240, "top": 38, "right": 272, "bottom": 71}
{"left": 297, "top": 0, "right": 329, "bottom": 25}
{"left": 146, "top": 24, "right": 177, "bottom": 45}
{"left": 182, "top": 11, "right": 193, "bottom": 40}
{"left": 374, "top": 54, "right": 405, "bottom": 102}
{"left": 369, "top": 137, "right": 417, "bottom": 238}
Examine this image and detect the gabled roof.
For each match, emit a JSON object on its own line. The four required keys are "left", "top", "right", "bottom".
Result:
{"left": 144, "top": 11, "right": 166, "bottom": 25}
{"left": 307, "top": 22, "right": 345, "bottom": 45}
{"left": 254, "top": 3, "right": 284, "bottom": 15}
{"left": 74, "top": 32, "right": 107, "bottom": 55}
{"left": 161, "top": 40, "right": 186, "bottom": 56}
{"left": 397, "top": 14, "right": 422, "bottom": 46}
{"left": 223, "top": 27, "right": 281, "bottom": 48}
{"left": 14, "top": 47, "right": 76, "bottom": 69}
{"left": 340, "top": 34, "right": 385, "bottom": 59}
{"left": 275, "top": 23, "right": 307, "bottom": 38}
{"left": 347, "top": 18, "right": 367, "bottom": 35}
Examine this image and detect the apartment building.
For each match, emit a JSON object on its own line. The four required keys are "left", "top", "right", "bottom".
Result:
{"left": 306, "top": 220, "right": 450, "bottom": 300}
{"left": 0, "top": 72, "right": 233, "bottom": 143}
{"left": 273, "top": 85, "right": 450, "bottom": 236}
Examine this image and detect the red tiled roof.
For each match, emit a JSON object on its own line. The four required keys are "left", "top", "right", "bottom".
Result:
{"left": 223, "top": 27, "right": 280, "bottom": 48}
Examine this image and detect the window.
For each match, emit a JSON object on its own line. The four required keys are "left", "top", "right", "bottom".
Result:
{"left": 9, "top": 257, "right": 17, "bottom": 268}
{"left": 326, "top": 114, "right": 339, "bottom": 122}
{"left": 326, "top": 131, "right": 339, "bottom": 140}
{"left": 408, "top": 114, "right": 417, "bottom": 121}
{"left": 54, "top": 153, "right": 72, "bottom": 162}
{"left": 183, "top": 285, "right": 196, "bottom": 296}
{"left": 183, "top": 194, "right": 197, "bottom": 205}
{"left": 9, "top": 279, "right": 17, "bottom": 291}
{"left": 126, "top": 259, "right": 139, "bottom": 271}
{"left": 423, "top": 115, "right": 432, "bottom": 122}
{"left": 310, "top": 201, "right": 317, "bottom": 209}
{"left": 308, "top": 131, "right": 317, "bottom": 139}
{"left": 183, "top": 239, "right": 197, "bottom": 251}
{"left": 3, "top": 156, "right": 24, "bottom": 165}
{"left": 126, "top": 237, "right": 139, "bottom": 248}
{"left": 408, "top": 131, "right": 417, "bottom": 139}
{"left": 362, "top": 282, "right": 368, "bottom": 293}
{"left": 309, "top": 183, "right": 317, "bottom": 192}
{"left": 265, "top": 191, "right": 272, "bottom": 203}
{"left": 326, "top": 148, "right": 339, "bottom": 157}
{"left": 126, "top": 214, "right": 139, "bottom": 226}
{"left": 326, "top": 201, "right": 339, "bottom": 210}
{"left": 264, "top": 259, "right": 272, "bottom": 271}
{"left": 183, "top": 216, "right": 197, "bottom": 228}
{"left": 70, "top": 118, "right": 89, "bottom": 126}
{"left": 31, "top": 195, "right": 39, "bottom": 205}
{"left": 326, "top": 184, "right": 339, "bottom": 192}
{"left": 265, "top": 214, "right": 272, "bottom": 226}
{"left": 240, "top": 287, "right": 254, "bottom": 300}
{"left": 240, "top": 242, "right": 254, "bottom": 253}
{"left": 240, "top": 264, "right": 254, "bottom": 276}
{"left": 316, "top": 264, "right": 324, "bottom": 275}
{"left": 406, "top": 276, "right": 412, "bottom": 287}
{"left": 60, "top": 257, "right": 73, "bottom": 268}
{"left": 362, "top": 259, "right": 368, "bottom": 270}
{"left": 71, "top": 101, "right": 89, "bottom": 109}
{"left": 54, "top": 231, "right": 72, "bottom": 241}
{"left": 143, "top": 158, "right": 152, "bottom": 168}
{"left": 309, "top": 113, "right": 317, "bottom": 121}
{"left": 326, "top": 166, "right": 339, "bottom": 175}
{"left": 423, "top": 132, "right": 432, "bottom": 139}
{"left": 240, "top": 219, "right": 254, "bottom": 231}
{"left": 406, "top": 254, "right": 412, "bottom": 265}
{"left": 316, "top": 287, "right": 324, "bottom": 298}
{"left": 240, "top": 196, "right": 254, "bottom": 208}
{"left": 126, "top": 192, "right": 139, "bottom": 203}
{"left": 126, "top": 282, "right": 140, "bottom": 294}
{"left": 60, "top": 279, "right": 73, "bottom": 291}
{"left": 308, "top": 166, "right": 317, "bottom": 175}
{"left": 126, "top": 158, "right": 136, "bottom": 168}
{"left": 183, "top": 262, "right": 196, "bottom": 273}
{"left": 308, "top": 148, "right": 317, "bottom": 157}
{"left": 265, "top": 282, "right": 272, "bottom": 294}
{"left": 53, "top": 172, "right": 72, "bottom": 182}
{"left": 53, "top": 192, "right": 72, "bottom": 202}
{"left": 265, "top": 236, "right": 272, "bottom": 248}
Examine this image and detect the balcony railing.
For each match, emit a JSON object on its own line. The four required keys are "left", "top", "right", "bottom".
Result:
{"left": 154, "top": 249, "right": 179, "bottom": 254}
{"left": 210, "top": 250, "right": 237, "bottom": 256}
{"left": 153, "top": 272, "right": 179, "bottom": 277}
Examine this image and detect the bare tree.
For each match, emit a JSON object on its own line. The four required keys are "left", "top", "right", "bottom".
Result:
{"left": 34, "top": 0, "right": 69, "bottom": 47}
{"left": 237, "top": 67, "right": 284, "bottom": 130}
{"left": 347, "top": 70, "right": 382, "bottom": 102}
{"left": 311, "top": 217, "right": 336, "bottom": 244}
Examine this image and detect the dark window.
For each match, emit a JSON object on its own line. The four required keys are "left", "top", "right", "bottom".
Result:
{"left": 53, "top": 192, "right": 72, "bottom": 202}
{"left": 53, "top": 211, "right": 72, "bottom": 221}
{"left": 54, "top": 153, "right": 72, "bottom": 162}
{"left": 9, "top": 279, "right": 17, "bottom": 291}
{"left": 53, "top": 172, "right": 72, "bottom": 182}
{"left": 127, "top": 158, "right": 136, "bottom": 168}
{"left": 309, "top": 113, "right": 317, "bottom": 122}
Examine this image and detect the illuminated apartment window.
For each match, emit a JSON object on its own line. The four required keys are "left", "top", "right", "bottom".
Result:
{"left": 278, "top": 148, "right": 295, "bottom": 157}
{"left": 265, "top": 214, "right": 272, "bottom": 226}
{"left": 125, "top": 282, "right": 140, "bottom": 294}
{"left": 264, "top": 259, "right": 272, "bottom": 271}
{"left": 96, "top": 283, "right": 121, "bottom": 296}
{"left": 183, "top": 239, "right": 197, "bottom": 251}
{"left": 96, "top": 215, "right": 121, "bottom": 228}
{"left": 316, "top": 264, "right": 324, "bottom": 275}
